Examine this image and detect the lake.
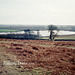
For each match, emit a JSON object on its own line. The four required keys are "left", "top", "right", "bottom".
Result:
{"left": 0, "top": 30, "right": 75, "bottom": 36}
{"left": 34, "top": 30, "right": 75, "bottom": 36}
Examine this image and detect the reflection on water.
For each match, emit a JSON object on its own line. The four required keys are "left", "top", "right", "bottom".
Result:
{"left": 33, "top": 30, "right": 75, "bottom": 36}
{"left": 0, "top": 30, "right": 75, "bottom": 36}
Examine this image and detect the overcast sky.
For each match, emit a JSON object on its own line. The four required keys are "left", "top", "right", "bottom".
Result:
{"left": 0, "top": 0, "right": 75, "bottom": 25}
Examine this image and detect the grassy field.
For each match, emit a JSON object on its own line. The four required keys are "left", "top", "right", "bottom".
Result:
{"left": 56, "top": 35, "right": 75, "bottom": 40}
{"left": 42, "top": 35, "right": 75, "bottom": 40}
{"left": 0, "top": 29, "right": 18, "bottom": 32}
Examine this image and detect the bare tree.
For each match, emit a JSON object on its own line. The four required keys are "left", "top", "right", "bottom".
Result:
{"left": 48, "top": 25, "right": 59, "bottom": 41}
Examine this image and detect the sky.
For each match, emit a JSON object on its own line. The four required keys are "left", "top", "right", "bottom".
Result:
{"left": 0, "top": 0, "right": 75, "bottom": 25}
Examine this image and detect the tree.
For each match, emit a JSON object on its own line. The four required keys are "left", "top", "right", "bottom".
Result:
{"left": 48, "top": 25, "right": 59, "bottom": 41}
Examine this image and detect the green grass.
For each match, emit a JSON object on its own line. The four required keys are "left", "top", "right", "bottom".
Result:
{"left": 56, "top": 36, "right": 75, "bottom": 40}
{"left": 19, "top": 67, "right": 52, "bottom": 75}
{"left": 42, "top": 35, "right": 75, "bottom": 40}
{"left": 0, "top": 29, "right": 18, "bottom": 32}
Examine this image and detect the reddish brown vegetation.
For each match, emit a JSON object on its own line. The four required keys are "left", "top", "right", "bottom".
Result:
{"left": 54, "top": 41, "right": 75, "bottom": 47}
{"left": 0, "top": 39, "right": 75, "bottom": 75}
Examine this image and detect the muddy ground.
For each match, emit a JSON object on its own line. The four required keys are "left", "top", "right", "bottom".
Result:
{"left": 0, "top": 39, "right": 75, "bottom": 75}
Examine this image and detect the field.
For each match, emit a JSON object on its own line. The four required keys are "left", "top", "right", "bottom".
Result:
{"left": 0, "top": 29, "right": 18, "bottom": 32}
{"left": 0, "top": 39, "right": 75, "bottom": 75}
{"left": 56, "top": 35, "right": 75, "bottom": 40}
{"left": 42, "top": 35, "right": 75, "bottom": 40}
